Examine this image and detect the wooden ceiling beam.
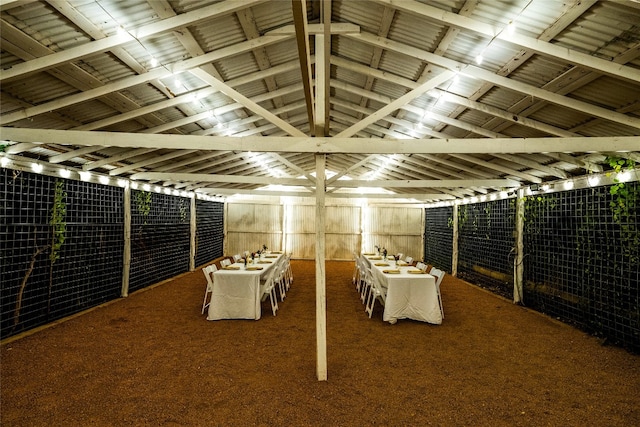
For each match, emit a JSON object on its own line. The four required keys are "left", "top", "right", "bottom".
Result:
{"left": 3, "top": 128, "right": 639, "bottom": 155}
{"left": 375, "top": 0, "right": 639, "bottom": 84}
{"left": 348, "top": 31, "right": 640, "bottom": 130}
{"left": 291, "top": 0, "right": 315, "bottom": 134}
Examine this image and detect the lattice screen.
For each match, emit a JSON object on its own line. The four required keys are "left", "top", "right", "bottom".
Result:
{"left": 195, "top": 199, "right": 224, "bottom": 268}
{"left": 1, "top": 169, "right": 123, "bottom": 339}
{"left": 128, "top": 190, "right": 190, "bottom": 293}
{"left": 456, "top": 199, "right": 516, "bottom": 300}
{"left": 424, "top": 207, "right": 453, "bottom": 273}
{"left": 523, "top": 184, "right": 639, "bottom": 352}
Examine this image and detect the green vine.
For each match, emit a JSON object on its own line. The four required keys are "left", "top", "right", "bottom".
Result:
{"left": 514, "top": 194, "right": 558, "bottom": 242}
{"left": 134, "top": 190, "right": 152, "bottom": 224}
{"left": 48, "top": 180, "right": 67, "bottom": 314}
{"left": 179, "top": 198, "right": 188, "bottom": 223}
{"left": 484, "top": 205, "right": 492, "bottom": 230}
{"left": 605, "top": 156, "right": 639, "bottom": 264}
{"left": 457, "top": 205, "right": 468, "bottom": 230}
{"left": 50, "top": 180, "right": 67, "bottom": 264}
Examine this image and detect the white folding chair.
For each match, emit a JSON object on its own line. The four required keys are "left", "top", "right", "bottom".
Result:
{"left": 274, "top": 258, "right": 287, "bottom": 301}
{"left": 201, "top": 264, "right": 218, "bottom": 314}
{"left": 283, "top": 253, "right": 293, "bottom": 290}
{"left": 365, "top": 267, "right": 386, "bottom": 318}
{"left": 233, "top": 254, "right": 242, "bottom": 263}
{"left": 404, "top": 256, "right": 413, "bottom": 265}
{"left": 415, "top": 261, "right": 426, "bottom": 271}
{"left": 260, "top": 269, "right": 279, "bottom": 316}
{"left": 352, "top": 251, "right": 360, "bottom": 286}
{"left": 430, "top": 268, "right": 445, "bottom": 318}
{"left": 358, "top": 258, "right": 370, "bottom": 303}
{"left": 221, "top": 258, "right": 232, "bottom": 267}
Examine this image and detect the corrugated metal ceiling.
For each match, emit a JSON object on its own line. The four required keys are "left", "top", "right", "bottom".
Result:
{"left": 1, "top": 0, "right": 639, "bottom": 202}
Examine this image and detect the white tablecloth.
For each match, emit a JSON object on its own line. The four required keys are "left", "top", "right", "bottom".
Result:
{"left": 364, "top": 255, "right": 442, "bottom": 325}
{"left": 207, "top": 254, "right": 282, "bottom": 320}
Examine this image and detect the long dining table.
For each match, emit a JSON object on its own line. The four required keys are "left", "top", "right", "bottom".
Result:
{"left": 363, "top": 254, "right": 442, "bottom": 325}
{"left": 207, "top": 253, "right": 283, "bottom": 321}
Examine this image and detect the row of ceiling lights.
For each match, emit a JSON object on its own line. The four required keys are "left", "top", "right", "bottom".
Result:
{"left": 3, "top": 153, "right": 636, "bottom": 208}
{"left": 0, "top": 154, "right": 224, "bottom": 202}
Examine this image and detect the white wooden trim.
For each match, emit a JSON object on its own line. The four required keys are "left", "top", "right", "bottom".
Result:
{"left": 121, "top": 184, "right": 131, "bottom": 297}
{"left": 315, "top": 154, "right": 327, "bottom": 381}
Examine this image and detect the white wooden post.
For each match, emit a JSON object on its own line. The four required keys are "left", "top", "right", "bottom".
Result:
{"left": 121, "top": 184, "right": 131, "bottom": 297}
{"left": 315, "top": 154, "right": 327, "bottom": 381}
{"left": 420, "top": 208, "right": 426, "bottom": 263}
{"left": 451, "top": 204, "right": 459, "bottom": 277}
{"left": 514, "top": 190, "right": 525, "bottom": 304}
{"left": 189, "top": 195, "right": 196, "bottom": 271}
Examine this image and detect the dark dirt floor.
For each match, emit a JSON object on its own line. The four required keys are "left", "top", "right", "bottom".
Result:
{"left": 2, "top": 260, "right": 639, "bottom": 426}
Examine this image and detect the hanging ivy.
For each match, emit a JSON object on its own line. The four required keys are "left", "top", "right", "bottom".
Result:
{"left": 457, "top": 204, "right": 468, "bottom": 230}
{"left": 134, "top": 190, "right": 152, "bottom": 224}
{"left": 49, "top": 180, "right": 67, "bottom": 264}
{"left": 179, "top": 198, "right": 189, "bottom": 223}
{"left": 522, "top": 195, "right": 557, "bottom": 238}
{"left": 48, "top": 180, "right": 67, "bottom": 314}
{"left": 606, "top": 156, "right": 639, "bottom": 264}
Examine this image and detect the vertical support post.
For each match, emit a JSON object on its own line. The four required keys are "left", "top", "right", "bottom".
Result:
{"left": 281, "top": 202, "right": 287, "bottom": 253}
{"left": 451, "top": 204, "right": 459, "bottom": 277}
{"left": 421, "top": 208, "right": 426, "bottom": 263}
{"left": 514, "top": 190, "right": 525, "bottom": 304}
{"left": 315, "top": 154, "right": 327, "bottom": 381}
{"left": 223, "top": 201, "right": 228, "bottom": 257}
{"left": 189, "top": 196, "right": 196, "bottom": 271}
{"left": 121, "top": 184, "right": 131, "bottom": 297}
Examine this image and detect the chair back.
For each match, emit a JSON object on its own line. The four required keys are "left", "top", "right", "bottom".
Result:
{"left": 202, "top": 264, "right": 217, "bottom": 286}
{"left": 431, "top": 268, "right": 445, "bottom": 287}
{"left": 221, "top": 258, "right": 232, "bottom": 267}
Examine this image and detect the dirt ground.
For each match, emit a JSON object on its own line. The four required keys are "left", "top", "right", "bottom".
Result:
{"left": 2, "top": 260, "right": 639, "bottom": 426}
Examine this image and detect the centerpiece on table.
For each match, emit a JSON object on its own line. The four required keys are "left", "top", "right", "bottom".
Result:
{"left": 393, "top": 254, "right": 400, "bottom": 267}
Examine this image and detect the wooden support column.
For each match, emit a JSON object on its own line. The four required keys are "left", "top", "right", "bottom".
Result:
{"left": 451, "top": 204, "right": 458, "bottom": 277}
{"left": 514, "top": 190, "right": 525, "bottom": 304}
{"left": 190, "top": 196, "right": 196, "bottom": 271}
{"left": 315, "top": 154, "right": 327, "bottom": 381}
{"left": 420, "top": 207, "right": 426, "bottom": 262}
{"left": 121, "top": 184, "right": 131, "bottom": 297}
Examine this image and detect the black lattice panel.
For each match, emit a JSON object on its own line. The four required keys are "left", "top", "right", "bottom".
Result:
{"left": 1, "top": 169, "right": 123, "bottom": 339}
{"left": 457, "top": 199, "right": 515, "bottom": 299}
{"left": 424, "top": 207, "right": 453, "bottom": 273}
{"left": 524, "top": 184, "right": 639, "bottom": 352}
{"left": 195, "top": 199, "right": 224, "bottom": 267}
{"left": 128, "top": 190, "right": 190, "bottom": 292}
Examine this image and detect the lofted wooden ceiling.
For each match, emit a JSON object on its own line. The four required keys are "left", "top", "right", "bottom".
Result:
{"left": 1, "top": 0, "right": 639, "bottom": 202}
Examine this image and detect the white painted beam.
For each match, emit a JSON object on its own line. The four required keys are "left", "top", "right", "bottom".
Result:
{"left": 2, "top": 128, "right": 639, "bottom": 154}
{"left": 0, "top": 33, "right": 291, "bottom": 125}
{"left": 348, "top": 32, "right": 640, "bottom": 130}
{"left": 335, "top": 71, "right": 455, "bottom": 137}
{"left": 189, "top": 68, "right": 306, "bottom": 137}
{"left": 334, "top": 179, "right": 519, "bottom": 188}
{"left": 196, "top": 187, "right": 455, "bottom": 200}
{"left": 292, "top": 0, "right": 315, "bottom": 134}
{"left": 375, "top": 0, "right": 640, "bottom": 84}
{"left": 0, "top": 0, "right": 267, "bottom": 82}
